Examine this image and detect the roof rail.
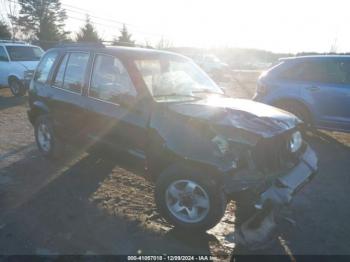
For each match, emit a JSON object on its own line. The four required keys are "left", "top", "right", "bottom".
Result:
{"left": 0, "top": 40, "right": 28, "bottom": 44}
{"left": 54, "top": 42, "right": 105, "bottom": 48}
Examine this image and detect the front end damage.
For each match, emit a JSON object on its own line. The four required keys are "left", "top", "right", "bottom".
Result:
{"left": 151, "top": 97, "right": 318, "bottom": 246}
{"left": 224, "top": 142, "right": 318, "bottom": 248}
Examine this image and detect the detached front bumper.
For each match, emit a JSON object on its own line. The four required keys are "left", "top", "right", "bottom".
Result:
{"left": 254, "top": 145, "right": 318, "bottom": 209}
{"left": 230, "top": 145, "right": 318, "bottom": 248}
{"left": 224, "top": 144, "right": 318, "bottom": 209}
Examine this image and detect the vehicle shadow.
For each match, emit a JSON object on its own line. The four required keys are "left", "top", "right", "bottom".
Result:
{"left": 0, "top": 143, "right": 307, "bottom": 257}
{"left": 0, "top": 93, "right": 27, "bottom": 111}
{"left": 0, "top": 148, "right": 223, "bottom": 255}
{"left": 306, "top": 129, "right": 349, "bottom": 150}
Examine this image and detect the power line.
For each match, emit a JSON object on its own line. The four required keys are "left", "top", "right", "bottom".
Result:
{"left": 62, "top": 2, "right": 170, "bottom": 38}
{"left": 61, "top": 3, "right": 138, "bottom": 28}
{"left": 61, "top": 4, "right": 170, "bottom": 38}
{"left": 66, "top": 11, "right": 164, "bottom": 37}
{"left": 3, "top": 0, "right": 172, "bottom": 40}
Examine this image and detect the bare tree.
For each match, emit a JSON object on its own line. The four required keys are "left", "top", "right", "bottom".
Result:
{"left": 156, "top": 36, "right": 172, "bottom": 50}
{"left": 1, "top": 0, "right": 19, "bottom": 39}
{"left": 330, "top": 37, "right": 338, "bottom": 53}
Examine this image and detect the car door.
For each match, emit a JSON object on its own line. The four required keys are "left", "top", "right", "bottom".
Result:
{"left": 0, "top": 46, "right": 10, "bottom": 86}
{"left": 83, "top": 53, "right": 149, "bottom": 156}
{"left": 299, "top": 59, "right": 350, "bottom": 131}
{"left": 46, "top": 51, "right": 92, "bottom": 143}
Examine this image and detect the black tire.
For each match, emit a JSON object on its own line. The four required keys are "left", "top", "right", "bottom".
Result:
{"left": 34, "top": 115, "right": 63, "bottom": 159}
{"left": 155, "top": 165, "right": 227, "bottom": 232}
{"left": 277, "top": 101, "right": 313, "bottom": 129}
{"left": 9, "top": 78, "right": 26, "bottom": 97}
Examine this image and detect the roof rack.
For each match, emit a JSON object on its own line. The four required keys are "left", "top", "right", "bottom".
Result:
{"left": 54, "top": 42, "right": 105, "bottom": 48}
{"left": 0, "top": 40, "right": 28, "bottom": 44}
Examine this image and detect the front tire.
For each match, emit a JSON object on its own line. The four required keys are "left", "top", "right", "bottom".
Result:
{"left": 9, "top": 78, "right": 26, "bottom": 97}
{"left": 34, "top": 115, "right": 63, "bottom": 159}
{"left": 155, "top": 165, "right": 227, "bottom": 232}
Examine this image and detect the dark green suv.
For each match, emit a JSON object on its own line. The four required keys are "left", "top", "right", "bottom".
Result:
{"left": 27, "top": 44, "right": 318, "bottom": 232}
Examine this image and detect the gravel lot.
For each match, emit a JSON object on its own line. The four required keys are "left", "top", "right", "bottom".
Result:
{"left": 0, "top": 86, "right": 350, "bottom": 259}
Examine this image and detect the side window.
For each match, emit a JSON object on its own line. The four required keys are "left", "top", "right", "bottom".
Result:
{"left": 89, "top": 54, "right": 136, "bottom": 102}
{"left": 279, "top": 63, "right": 304, "bottom": 80}
{"left": 326, "top": 60, "right": 350, "bottom": 85}
{"left": 299, "top": 61, "right": 328, "bottom": 83}
{"left": 62, "top": 52, "right": 90, "bottom": 93}
{"left": 0, "top": 47, "right": 9, "bottom": 61}
{"left": 134, "top": 60, "right": 161, "bottom": 95}
{"left": 52, "top": 54, "right": 69, "bottom": 88}
{"left": 299, "top": 60, "right": 350, "bottom": 85}
{"left": 337, "top": 61, "right": 350, "bottom": 85}
{"left": 34, "top": 51, "right": 58, "bottom": 83}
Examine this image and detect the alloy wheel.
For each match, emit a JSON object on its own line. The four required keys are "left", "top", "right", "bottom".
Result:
{"left": 165, "top": 179, "right": 210, "bottom": 223}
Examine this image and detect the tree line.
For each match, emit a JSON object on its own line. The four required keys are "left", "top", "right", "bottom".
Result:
{"left": 0, "top": 0, "right": 135, "bottom": 49}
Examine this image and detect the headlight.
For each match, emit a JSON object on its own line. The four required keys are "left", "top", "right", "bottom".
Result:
{"left": 289, "top": 131, "right": 302, "bottom": 153}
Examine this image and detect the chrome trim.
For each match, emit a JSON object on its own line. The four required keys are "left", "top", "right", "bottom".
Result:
{"left": 51, "top": 85, "right": 83, "bottom": 96}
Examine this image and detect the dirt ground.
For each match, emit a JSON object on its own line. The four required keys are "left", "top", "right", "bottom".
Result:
{"left": 0, "top": 86, "right": 350, "bottom": 259}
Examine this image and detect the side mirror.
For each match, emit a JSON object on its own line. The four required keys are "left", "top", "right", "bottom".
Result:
{"left": 219, "top": 86, "right": 228, "bottom": 95}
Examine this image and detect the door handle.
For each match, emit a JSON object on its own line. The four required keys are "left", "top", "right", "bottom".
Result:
{"left": 306, "top": 86, "right": 320, "bottom": 91}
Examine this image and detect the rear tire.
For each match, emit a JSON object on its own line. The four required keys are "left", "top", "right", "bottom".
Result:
{"left": 155, "top": 165, "right": 227, "bottom": 232}
{"left": 9, "top": 78, "right": 26, "bottom": 97}
{"left": 34, "top": 115, "right": 63, "bottom": 159}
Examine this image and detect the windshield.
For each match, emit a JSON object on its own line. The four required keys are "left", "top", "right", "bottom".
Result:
{"left": 134, "top": 55, "right": 223, "bottom": 101}
{"left": 6, "top": 46, "right": 43, "bottom": 61}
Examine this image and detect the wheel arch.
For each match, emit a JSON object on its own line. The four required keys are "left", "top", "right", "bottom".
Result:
{"left": 272, "top": 98, "right": 314, "bottom": 124}
{"left": 28, "top": 101, "right": 50, "bottom": 125}
{"left": 8, "top": 74, "right": 21, "bottom": 85}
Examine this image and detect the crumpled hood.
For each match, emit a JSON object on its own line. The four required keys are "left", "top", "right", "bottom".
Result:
{"left": 17, "top": 61, "right": 39, "bottom": 71}
{"left": 167, "top": 97, "right": 300, "bottom": 138}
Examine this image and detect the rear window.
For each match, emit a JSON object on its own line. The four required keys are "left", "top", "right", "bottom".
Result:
{"left": 6, "top": 46, "right": 43, "bottom": 61}
{"left": 51, "top": 52, "right": 90, "bottom": 93}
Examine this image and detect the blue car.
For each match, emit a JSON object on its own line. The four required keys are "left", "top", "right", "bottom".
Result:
{"left": 254, "top": 56, "right": 350, "bottom": 132}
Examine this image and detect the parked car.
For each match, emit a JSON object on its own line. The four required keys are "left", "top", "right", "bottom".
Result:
{"left": 27, "top": 44, "right": 318, "bottom": 232}
{"left": 0, "top": 40, "right": 44, "bottom": 96}
{"left": 254, "top": 56, "right": 350, "bottom": 132}
{"left": 192, "top": 54, "right": 230, "bottom": 81}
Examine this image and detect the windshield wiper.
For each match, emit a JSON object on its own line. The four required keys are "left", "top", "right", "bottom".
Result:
{"left": 153, "top": 93, "right": 202, "bottom": 100}
{"left": 192, "top": 89, "right": 228, "bottom": 96}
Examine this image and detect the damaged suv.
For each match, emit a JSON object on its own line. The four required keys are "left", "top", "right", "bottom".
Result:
{"left": 27, "top": 44, "right": 318, "bottom": 232}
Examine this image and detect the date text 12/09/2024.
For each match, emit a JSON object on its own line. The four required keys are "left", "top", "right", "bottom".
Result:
{"left": 127, "top": 255, "right": 215, "bottom": 261}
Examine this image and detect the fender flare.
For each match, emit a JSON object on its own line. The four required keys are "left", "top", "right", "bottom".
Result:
{"left": 28, "top": 101, "right": 50, "bottom": 125}
{"left": 32, "top": 101, "right": 50, "bottom": 114}
{"left": 8, "top": 75, "right": 22, "bottom": 85}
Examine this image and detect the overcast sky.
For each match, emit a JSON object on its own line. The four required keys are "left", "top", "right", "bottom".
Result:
{"left": 7, "top": 0, "right": 350, "bottom": 53}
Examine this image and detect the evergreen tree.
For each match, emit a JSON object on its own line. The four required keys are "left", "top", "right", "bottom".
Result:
{"left": 0, "top": 20, "right": 12, "bottom": 39}
{"left": 112, "top": 24, "right": 135, "bottom": 47}
{"left": 14, "top": 0, "right": 69, "bottom": 44}
{"left": 76, "top": 15, "right": 102, "bottom": 43}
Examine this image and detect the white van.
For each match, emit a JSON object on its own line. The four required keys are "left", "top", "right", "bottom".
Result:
{"left": 0, "top": 41, "right": 44, "bottom": 96}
